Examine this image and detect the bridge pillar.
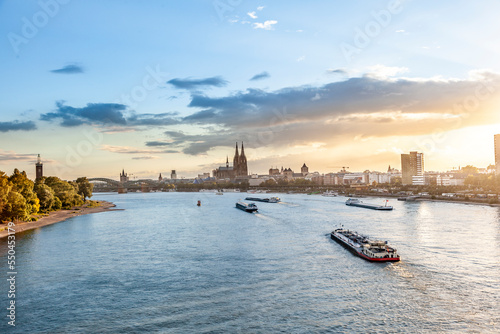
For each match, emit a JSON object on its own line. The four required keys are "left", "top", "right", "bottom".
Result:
{"left": 118, "top": 187, "right": 128, "bottom": 194}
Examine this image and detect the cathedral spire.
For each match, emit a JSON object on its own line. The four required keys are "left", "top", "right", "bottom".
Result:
{"left": 233, "top": 142, "right": 240, "bottom": 174}
{"left": 240, "top": 141, "right": 245, "bottom": 157}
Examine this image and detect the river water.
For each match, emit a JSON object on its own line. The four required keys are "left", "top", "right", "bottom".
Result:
{"left": 1, "top": 192, "right": 499, "bottom": 333}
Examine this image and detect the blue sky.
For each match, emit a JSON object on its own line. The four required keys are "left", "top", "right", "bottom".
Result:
{"left": 1, "top": 0, "right": 500, "bottom": 180}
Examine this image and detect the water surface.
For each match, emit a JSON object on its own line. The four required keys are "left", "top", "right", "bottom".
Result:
{"left": 1, "top": 192, "right": 499, "bottom": 333}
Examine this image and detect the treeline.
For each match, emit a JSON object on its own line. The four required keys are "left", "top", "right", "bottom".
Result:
{"left": 176, "top": 181, "right": 249, "bottom": 192}
{"left": 0, "top": 169, "right": 93, "bottom": 223}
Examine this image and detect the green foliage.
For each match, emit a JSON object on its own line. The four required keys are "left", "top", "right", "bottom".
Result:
{"left": 0, "top": 171, "right": 12, "bottom": 217}
{"left": 53, "top": 196, "right": 62, "bottom": 210}
{"left": 76, "top": 177, "right": 94, "bottom": 201}
{"left": 44, "top": 176, "right": 83, "bottom": 209}
{"left": 461, "top": 165, "right": 479, "bottom": 174}
{"left": 34, "top": 183, "right": 56, "bottom": 212}
{"left": 8, "top": 169, "right": 39, "bottom": 216}
{"left": 2, "top": 191, "right": 28, "bottom": 221}
{"left": 0, "top": 169, "right": 96, "bottom": 222}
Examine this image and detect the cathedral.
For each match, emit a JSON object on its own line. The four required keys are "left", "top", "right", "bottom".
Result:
{"left": 213, "top": 142, "right": 248, "bottom": 179}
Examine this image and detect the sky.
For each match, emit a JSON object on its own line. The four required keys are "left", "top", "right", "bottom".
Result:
{"left": 1, "top": 0, "right": 500, "bottom": 180}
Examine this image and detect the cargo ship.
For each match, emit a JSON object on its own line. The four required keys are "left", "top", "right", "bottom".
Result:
{"left": 330, "top": 228, "right": 400, "bottom": 262}
{"left": 345, "top": 198, "right": 393, "bottom": 210}
{"left": 245, "top": 196, "right": 280, "bottom": 203}
{"left": 235, "top": 201, "right": 258, "bottom": 213}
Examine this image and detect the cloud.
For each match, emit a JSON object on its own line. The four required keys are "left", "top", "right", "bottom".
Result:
{"left": 0, "top": 150, "right": 36, "bottom": 163}
{"left": 145, "top": 141, "right": 179, "bottom": 147}
{"left": 327, "top": 68, "right": 348, "bottom": 75}
{"left": 176, "top": 70, "right": 500, "bottom": 154}
{"left": 253, "top": 20, "right": 277, "bottom": 30}
{"left": 41, "top": 101, "right": 127, "bottom": 127}
{"left": 366, "top": 65, "right": 409, "bottom": 79}
{"left": 247, "top": 11, "right": 257, "bottom": 19}
{"left": 296, "top": 56, "right": 305, "bottom": 62}
{"left": 0, "top": 120, "right": 36, "bottom": 132}
{"left": 257, "top": 6, "right": 265, "bottom": 11}
{"left": 99, "top": 145, "right": 178, "bottom": 154}
{"left": 250, "top": 71, "right": 270, "bottom": 81}
{"left": 50, "top": 64, "right": 84, "bottom": 74}
{"left": 167, "top": 76, "right": 228, "bottom": 90}
{"left": 131, "top": 156, "right": 159, "bottom": 160}
{"left": 147, "top": 130, "right": 242, "bottom": 156}
{"left": 127, "top": 112, "right": 180, "bottom": 126}
{"left": 40, "top": 101, "right": 179, "bottom": 127}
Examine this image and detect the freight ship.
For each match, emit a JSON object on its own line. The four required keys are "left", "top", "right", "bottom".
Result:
{"left": 245, "top": 197, "right": 280, "bottom": 203}
{"left": 345, "top": 198, "right": 393, "bottom": 210}
{"left": 330, "top": 228, "right": 400, "bottom": 262}
{"left": 235, "top": 201, "right": 258, "bottom": 213}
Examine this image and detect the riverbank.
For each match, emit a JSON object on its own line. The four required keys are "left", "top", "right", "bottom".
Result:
{"left": 0, "top": 200, "right": 119, "bottom": 239}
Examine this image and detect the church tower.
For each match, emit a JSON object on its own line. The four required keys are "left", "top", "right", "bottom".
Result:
{"left": 301, "top": 163, "right": 308, "bottom": 176}
{"left": 239, "top": 142, "right": 248, "bottom": 176}
{"left": 35, "top": 154, "right": 43, "bottom": 180}
{"left": 233, "top": 142, "right": 240, "bottom": 176}
{"left": 120, "top": 169, "right": 129, "bottom": 183}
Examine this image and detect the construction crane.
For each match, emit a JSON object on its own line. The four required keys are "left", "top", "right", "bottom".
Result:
{"left": 327, "top": 166, "right": 350, "bottom": 173}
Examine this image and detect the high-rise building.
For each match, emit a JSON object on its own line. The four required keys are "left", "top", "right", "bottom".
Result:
{"left": 401, "top": 151, "right": 424, "bottom": 185}
{"left": 171, "top": 170, "right": 177, "bottom": 180}
{"left": 495, "top": 134, "right": 500, "bottom": 175}
{"left": 35, "top": 154, "right": 43, "bottom": 180}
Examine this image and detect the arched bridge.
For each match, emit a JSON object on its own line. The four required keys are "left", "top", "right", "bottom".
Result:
{"left": 89, "top": 178, "right": 161, "bottom": 186}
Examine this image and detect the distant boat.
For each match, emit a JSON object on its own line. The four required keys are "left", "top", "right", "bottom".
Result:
{"left": 322, "top": 190, "right": 338, "bottom": 197}
{"left": 245, "top": 196, "right": 280, "bottom": 203}
{"left": 345, "top": 198, "right": 393, "bottom": 211}
{"left": 215, "top": 190, "right": 223, "bottom": 195}
{"left": 235, "top": 201, "right": 258, "bottom": 213}
{"left": 398, "top": 196, "right": 418, "bottom": 201}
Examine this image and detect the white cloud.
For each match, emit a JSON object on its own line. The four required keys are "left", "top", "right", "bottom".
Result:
{"left": 253, "top": 20, "right": 277, "bottom": 30}
{"left": 396, "top": 29, "right": 405, "bottom": 33}
{"left": 296, "top": 56, "right": 306, "bottom": 62}
{"left": 257, "top": 6, "right": 265, "bottom": 11}
{"left": 247, "top": 11, "right": 257, "bottom": 19}
{"left": 366, "top": 65, "right": 409, "bottom": 79}
{"left": 311, "top": 93, "right": 321, "bottom": 101}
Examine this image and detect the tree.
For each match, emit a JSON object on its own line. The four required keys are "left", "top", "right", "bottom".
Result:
{"left": 34, "top": 183, "right": 56, "bottom": 212}
{"left": 0, "top": 171, "right": 12, "bottom": 218}
{"left": 3, "top": 191, "right": 28, "bottom": 221}
{"left": 461, "top": 165, "right": 478, "bottom": 174}
{"left": 76, "top": 177, "right": 94, "bottom": 201}
{"left": 45, "top": 176, "right": 83, "bottom": 209}
{"left": 8, "top": 169, "right": 39, "bottom": 217}
{"left": 260, "top": 179, "right": 277, "bottom": 187}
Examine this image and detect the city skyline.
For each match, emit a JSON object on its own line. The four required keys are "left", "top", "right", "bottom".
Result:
{"left": 2, "top": 1, "right": 500, "bottom": 180}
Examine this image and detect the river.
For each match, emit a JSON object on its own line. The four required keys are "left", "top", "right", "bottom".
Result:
{"left": 1, "top": 192, "right": 499, "bottom": 333}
